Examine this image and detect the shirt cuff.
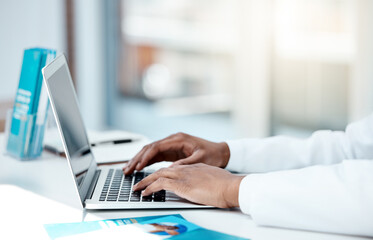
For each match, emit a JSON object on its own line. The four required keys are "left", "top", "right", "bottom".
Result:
{"left": 225, "top": 139, "right": 247, "bottom": 172}
{"left": 238, "top": 174, "right": 262, "bottom": 216}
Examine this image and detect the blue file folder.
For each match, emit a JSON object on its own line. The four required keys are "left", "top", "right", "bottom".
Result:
{"left": 6, "top": 48, "right": 56, "bottom": 159}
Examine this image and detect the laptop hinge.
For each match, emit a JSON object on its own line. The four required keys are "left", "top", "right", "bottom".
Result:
{"left": 85, "top": 169, "right": 101, "bottom": 200}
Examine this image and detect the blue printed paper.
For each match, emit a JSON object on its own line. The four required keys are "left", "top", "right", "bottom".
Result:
{"left": 44, "top": 214, "right": 184, "bottom": 240}
{"left": 44, "top": 214, "right": 248, "bottom": 240}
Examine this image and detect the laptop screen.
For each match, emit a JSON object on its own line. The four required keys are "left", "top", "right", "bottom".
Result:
{"left": 45, "top": 58, "right": 93, "bottom": 187}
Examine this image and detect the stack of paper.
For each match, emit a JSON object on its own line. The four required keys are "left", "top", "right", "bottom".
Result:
{"left": 44, "top": 129, "right": 151, "bottom": 163}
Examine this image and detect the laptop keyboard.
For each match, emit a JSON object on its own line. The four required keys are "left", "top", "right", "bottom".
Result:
{"left": 99, "top": 169, "right": 165, "bottom": 202}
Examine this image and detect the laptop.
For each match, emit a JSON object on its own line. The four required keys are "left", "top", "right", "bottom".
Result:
{"left": 42, "top": 54, "right": 212, "bottom": 209}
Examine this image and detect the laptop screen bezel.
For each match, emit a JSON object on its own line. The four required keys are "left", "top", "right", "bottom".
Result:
{"left": 42, "top": 54, "right": 97, "bottom": 207}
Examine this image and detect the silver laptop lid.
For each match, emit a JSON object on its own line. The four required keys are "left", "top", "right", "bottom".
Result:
{"left": 42, "top": 54, "right": 97, "bottom": 206}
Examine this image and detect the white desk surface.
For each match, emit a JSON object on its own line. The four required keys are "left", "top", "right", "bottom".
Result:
{"left": 0, "top": 135, "right": 368, "bottom": 240}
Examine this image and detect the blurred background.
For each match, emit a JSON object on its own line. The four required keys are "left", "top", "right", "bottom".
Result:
{"left": 1, "top": 0, "right": 373, "bottom": 141}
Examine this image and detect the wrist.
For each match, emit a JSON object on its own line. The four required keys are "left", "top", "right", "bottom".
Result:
{"left": 218, "top": 142, "right": 230, "bottom": 168}
{"left": 223, "top": 175, "right": 244, "bottom": 208}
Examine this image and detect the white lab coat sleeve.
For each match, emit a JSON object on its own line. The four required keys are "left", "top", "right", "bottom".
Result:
{"left": 239, "top": 160, "right": 373, "bottom": 236}
{"left": 226, "top": 113, "right": 373, "bottom": 173}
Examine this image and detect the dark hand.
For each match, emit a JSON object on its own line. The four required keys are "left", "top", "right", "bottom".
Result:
{"left": 123, "top": 133, "right": 230, "bottom": 175}
{"left": 133, "top": 163, "right": 244, "bottom": 208}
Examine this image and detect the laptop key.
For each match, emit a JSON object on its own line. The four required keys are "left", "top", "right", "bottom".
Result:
{"left": 154, "top": 197, "right": 165, "bottom": 202}
{"left": 131, "top": 191, "right": 141, "bottom": 197}
{"left": 142, "top": 195, "right": 153, "bottom": 202}
{"left": 154, "top": 190, "right": 166, "bottom": 202}
{"left": 135, "top": 172, "right": 144, "bottom": 178}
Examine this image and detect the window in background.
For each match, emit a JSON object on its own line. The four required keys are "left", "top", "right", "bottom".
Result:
{"left": 272, "top": 0, "right": 356, "bottom": 136}
{"left": 115, "top": 0, "right": 240, "bottom": 141}
{"left": 107, "top": 0, "right": 357, "bottom": 140}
